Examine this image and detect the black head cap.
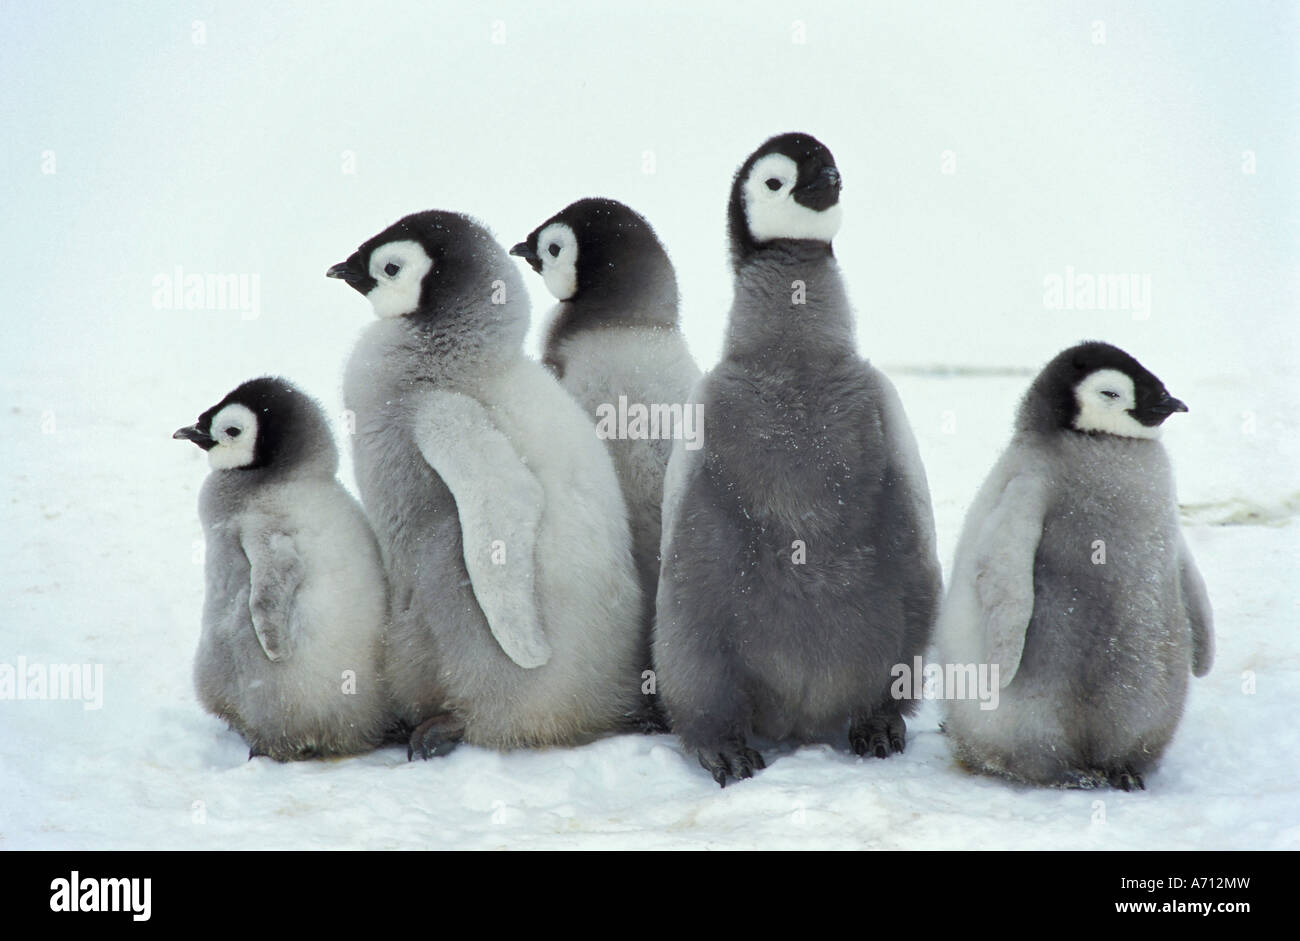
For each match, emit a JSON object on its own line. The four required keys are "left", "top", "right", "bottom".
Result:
{"left": 1019, "top": 340, "right": 1188, "bottom": 436}
{"left": 727, "top": 132, "right": 842, "bottom": 270}
{"left": 173, "top": 376, "right": 335, "bottom": 473}
{"left": 510, "top": 198, "right": 678, "bottom": 317}
{"left": 326, "top": 210, "right": 510, "bottom": 318}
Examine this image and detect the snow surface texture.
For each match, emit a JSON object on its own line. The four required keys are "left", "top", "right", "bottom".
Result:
{"left": 2, "top": 2, "right": 1297, "bottom": 849}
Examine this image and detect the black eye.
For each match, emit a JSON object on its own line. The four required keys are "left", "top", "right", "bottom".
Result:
{"left": 225, "top": 426, "right": 241, "bottom": 437}
{"left": 547, "top": 243, "right": 560, "bottom": 258}
{"left": 384, "top": 262, "right": 401, "bottom": 277}
{"left": 765, "top": 178, "right": 783, "bottom": 191}
{"left": 1100, "top": 391, "right": 1120, "bottom": 400}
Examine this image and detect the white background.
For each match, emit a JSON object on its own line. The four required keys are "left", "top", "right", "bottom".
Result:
{"left": 2, "top": 1, "right": 1296, "bottom": 848}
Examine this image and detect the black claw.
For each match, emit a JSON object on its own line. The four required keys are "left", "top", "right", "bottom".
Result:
{"left": 1109, "top": 770, "right": 1145, "bottom": 792}
{"left": 428, "top": 738, "right": 457, "bottom": 758}
{"left": 850, "top": 715, "right": 906, "bottom": 760}
{"left": 698, "top": 743, "right": 763, "bottom": 787}
{"left": 406, "top": 714, "right": 464, "bottom": 762}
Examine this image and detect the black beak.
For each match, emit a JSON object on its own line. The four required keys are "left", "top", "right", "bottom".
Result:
{"left": 173, "top": 425, "right": 217, "bottom": 450}
{"left": 509, "top": 241, "right": 542, "bottom": 273}
{"left": 326, "top": 260, "right": 365, "bottom": 283}
{"left": 1132, "top": 391, "right": 1189, "bottom": 427}
{"left": 793, "top": 165, "right": 842, "bottom": 211}
{"left": 326, "top": 254, "right": 376, "bottom": 295}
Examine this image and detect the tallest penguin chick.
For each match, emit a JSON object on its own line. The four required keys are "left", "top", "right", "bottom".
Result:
{"left": 655, "top": 134, "right": 943, "bottom": 785}
{"left": 328, "top": 210, "right": 643, "bottom": 757}
{"left": 935, "top": 342, "right": 1213, "bottom": 790}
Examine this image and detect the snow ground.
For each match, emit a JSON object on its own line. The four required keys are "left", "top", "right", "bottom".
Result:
{"left": 2, "top": 368, "right": 1296, "bottom": 850}
{"left": 2, "top": 2, "right": 1297, "bottom": 849}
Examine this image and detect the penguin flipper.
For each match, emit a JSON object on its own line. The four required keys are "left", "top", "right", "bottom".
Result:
{"left": 1177, "top": 533, "right": 1214, "bottom": 677}
{"left": 657, "top": 374, "right": 706, "bottom": 561}
{"left": 972, "top": 473, "right": 1048, "bottom": 687}
{"left": 873, "top": 370, "right": 939, "bottom": 557}
{"left": 413, "top": 390, "right": 551, "bottom": 669}
{"left": 872, "top": 371, "right": 944, "bottom": 639}
{"left": 241, "top": 527, "right": 304, "bottom": 662}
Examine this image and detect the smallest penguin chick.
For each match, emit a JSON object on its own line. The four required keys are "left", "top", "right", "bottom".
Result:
{"left": 174, "top": 377, "right": 391, "bottom": 760}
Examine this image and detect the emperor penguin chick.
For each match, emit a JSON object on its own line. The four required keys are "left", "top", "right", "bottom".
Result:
{"left": 174, "top": 377, "right": 391, "bottom": 760}
{"left": 654, "top": 133, "right": 943, "bottom": 785}
{"left": 327, "top": 210, "right": 643, "bottom": 758}
{"left": 511, "top": 198, "right": 701, "bottom": 728}
{"left": 935, "top": 341, "right": 1213, "bottom": 790}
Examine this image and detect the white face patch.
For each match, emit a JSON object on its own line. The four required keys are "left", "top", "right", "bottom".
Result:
{"left": 535, "top": 222, "right": 578, "bottom": 300}
{"left": 743, "top": 153, "right": 843, "bottom": 245}
{"left": 1072, "top": 369, "right": 1161, "bottom": 439}
{"left": 207, "top": 403, "right": 259, "bottom": 469}
{"left": 365, "top": 239, "right": 434, "bottom": 318}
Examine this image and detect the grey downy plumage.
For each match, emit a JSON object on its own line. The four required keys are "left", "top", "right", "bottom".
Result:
{"left": 176, "top": 376, "right": 391, "bottom": 761}
{"left": 934, "top": 341, "right": 1214, "bottom": 790}
{"left": 511, "top": 198, "right": 701, "bottom": 730}
{"left": 654, "top": 134, "right": 943, "bottom": 785}
{"left": 327, "top": 209, "right": 644, "bottom": 759}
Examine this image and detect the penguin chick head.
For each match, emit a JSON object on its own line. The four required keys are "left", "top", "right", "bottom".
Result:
{"left": 173, "top": 377, "right": 336, "bottom": 474}
{"left": 1022, "top": 341, "right": 1188, "bottom": 440}
{"left": 327, "top": 210, "right": 516, "bottom": 320}
{"left": 509, "top": 198, "right": 678, "bottom": 319}
{"left": 728, "top": 132, "right": 843, "bottom": 269}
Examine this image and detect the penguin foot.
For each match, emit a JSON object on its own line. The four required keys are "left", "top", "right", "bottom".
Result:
{"left": 696, "top": 742, "right": 766, "bottom": 788}
{"left": 407, "top": 714, "right": 465, "bottom": 761}
{"left": 631, "top": 712, "right": 673, "bottom": 735}
{"left": 249, "top": 743, "right": 320, "bottom": 762}
{"left": 1108, "top": 769, "right": 1146, "bottom": 792}
{"left": 621, "top": 699, "right": 672, "bottom": 735}
{"left": 380, "top": 720, "right": 415, "bottom": 747}
{"left": 849, "top": 714, "right": 906, "bottom": 758}
{"left": 1047, "top": 768, "right": 1107, "bottom": 789}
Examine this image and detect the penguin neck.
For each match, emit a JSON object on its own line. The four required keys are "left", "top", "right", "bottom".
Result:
{"left": 1016, "top": 419, "right": 1171, "bottom": 474}
{"left": 390, "top": 295, "right": 529, "bottom": 379}
{"left": 722, "top": 242, "right": 856, "bottom": 366}
{"left": 200, "top": 448, "right": 337, "bottom": 517}
{"left": 542, "top": 284, "right": 680, "bottom": 366}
